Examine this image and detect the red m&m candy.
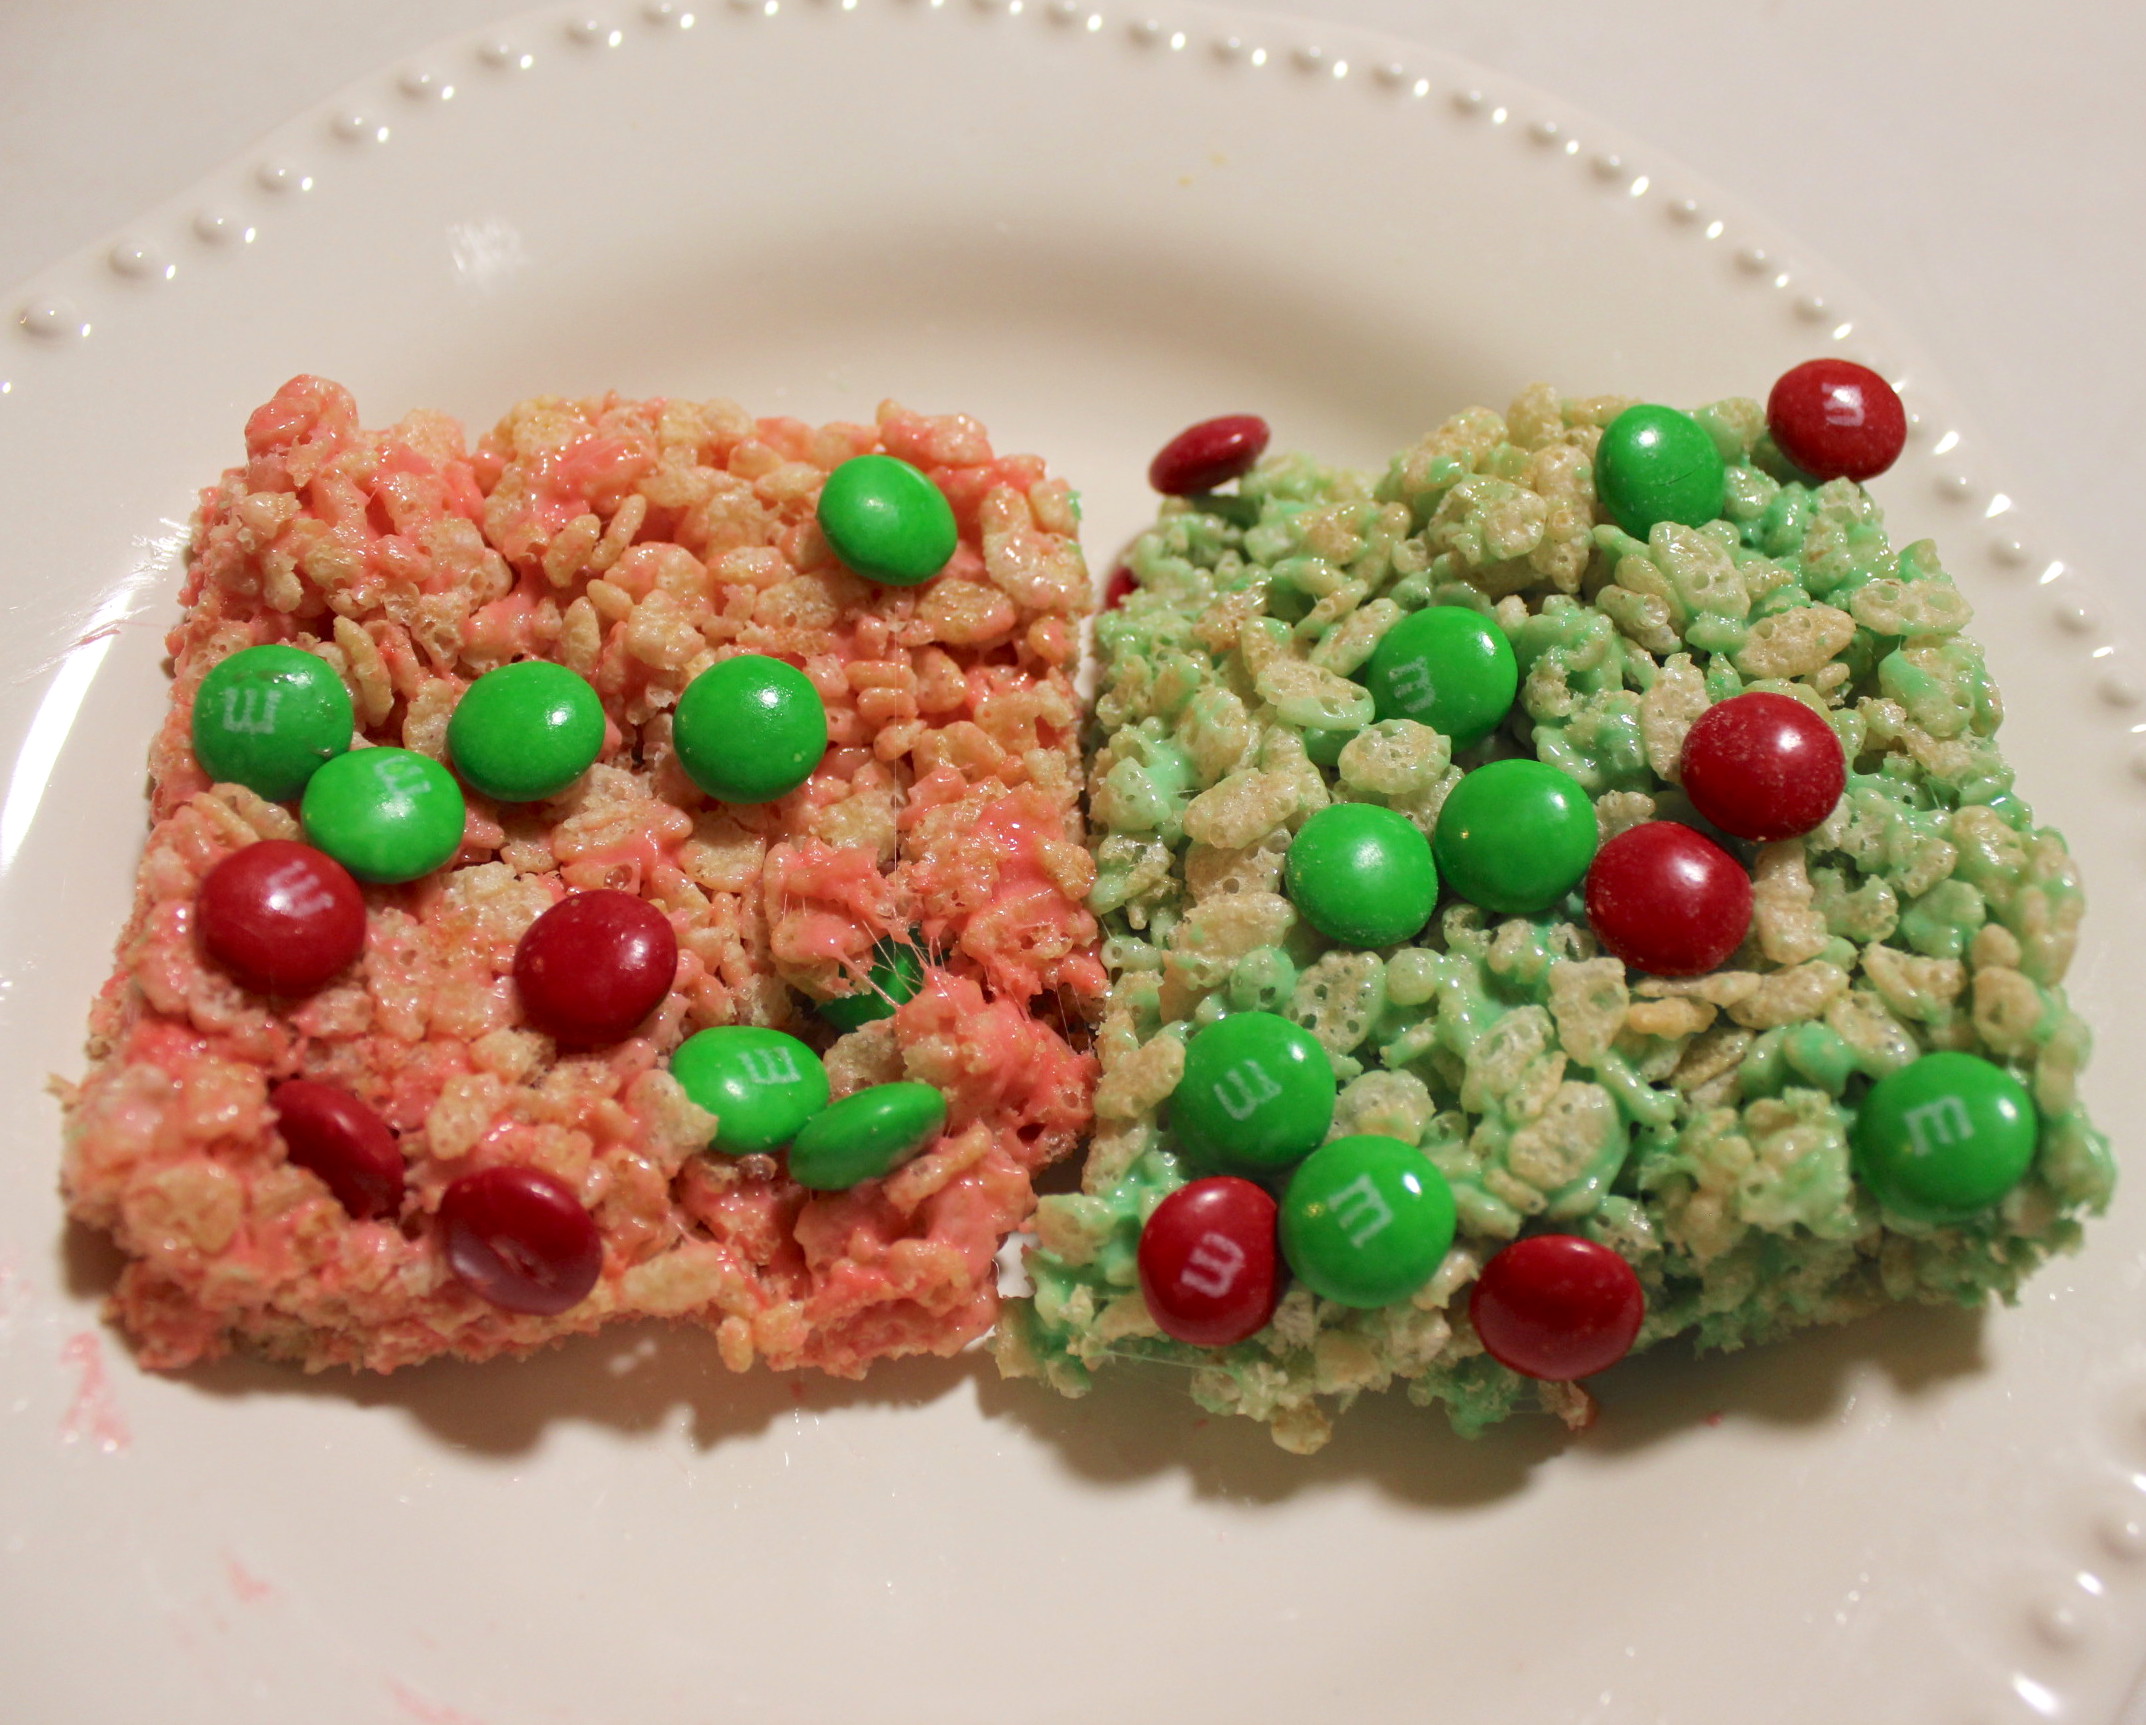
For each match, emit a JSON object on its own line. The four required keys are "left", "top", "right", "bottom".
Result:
{"left": 1101, "top": 564, "right": 1136, "bottom": 611}
{"left": 1767, "top": 359, "right": 1906, "bottom": 483}
{"left": 271, "top": 1079, "right": 404, "bottom": 1220}
{"left": 1137, "top": 1176, "right": 1282, "bottom": 1348}
{"left": 1585, "top": 821, "right": 1752, "bottom": 976}
{"left": 513, "top": 890, "right": 677, "bottom": 1046}
{"left": 439, "top": 1166, "right": 603, "bottom": 1315}
{"left": 197, "top": 840, "right": 367, "bottom": 995}
{"left": 1469, "top": 1235, "right": 1645, "bottom": 1381}
{"left": 1148, "top": 415, "right": 1270, "bottom": 496}
{"left": 1679, "top": 692, "right": 1845, "bottom": 842}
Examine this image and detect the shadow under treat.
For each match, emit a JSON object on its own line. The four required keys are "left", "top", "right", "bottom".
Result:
{"left": 978, "top": 1298, "right": 1991, "bottom": 1509}
{"left": 63, "top": 1214, "right": 1991, "bottom": 1478}
{"left": 63, "top": 1217, "right": 979, "bottom": 1458}
{"left": 1585, "top": 1297, "right": 1990, "bottom": 1456}
{"left": 977, "top": 1355, "right": 1561, "bottom": 1510}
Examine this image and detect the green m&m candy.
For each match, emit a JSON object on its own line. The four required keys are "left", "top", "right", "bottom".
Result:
{"left": 1285, "top": 803, "right": 1438, "bottom": 949}
{"left": 1280, "top": 1134, "right": 1456, "bottom": 1308}
{"left": 1595, "top": 404, "right": 1727, "bottom": 540}
{"left": 670, "top": 1026, "right": 830, "bottom": 1156}
{"left": 448, "top": 661, "right": 604, "bottom": 802}
{"left": 192, "top": 643, "right": 353, "bottom": 801}
{"left": 817, "top": 937, "right": 927, "bottom": 1032}
{"left": 788, "top": 1082, "right": 947, "bottom": 1190}
{"left": 674, "top": 655, "right": 827, "bottom": 804}
{"left": 300, "top": 747, "right": 466, "bottom": 883}
{"left": 817, "top": 454, "right": 958, "bottom": 587}
{"left": 1363, "top": 606, "right": 1518, "bottom": 748}
{"left": 1172, "top": 1010, "right": 1335, "bottom": 1175}
{"left": 1852, "top": 1051, "right": 2038, "bottom": 1223}
{"left": 1433, "top": 758, "right": 1598, "bottom": 916}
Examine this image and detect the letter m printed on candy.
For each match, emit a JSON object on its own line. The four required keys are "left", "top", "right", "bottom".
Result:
{"left": 739, "top": 1043, "right": 802, "bottom": 1087}
{"left": 1903, "top": 1095, "right": 1975, "bottom": 1155}
{"left": 1384, "top": 656, "right": 1435, "bottom": 716}
{"left": 263, "top": 856, "right": 339, "bottom": 918}
{"left": 1212, "top": 1060, "right": 1282, "bottom": 1122}
{"left": 1180, "top": 1231, "right": 1247, "bottom": 1300}
{"left": 374, "top": 753, "right": 434, "bottom": 796}
{"left": 220, "top": 685, "right": 284, "bottom": 734}
{"left": 1329, "top": 1173, "right": 1394, "bottom": 1248}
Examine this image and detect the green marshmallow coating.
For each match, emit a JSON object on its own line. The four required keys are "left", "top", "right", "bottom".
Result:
{"left": 1280, "top": 1134, "right": 1457, "bottom": 1308}
{"left": 1363, "top": 606, "right": 1519, "bottom": 747}
{"left": 674, "top": 655, "right": 828, "bottom": 804}
{"left": 1852, "top": 1051, "right": 2038, "bottom": 1223}
{"left": 817, "top": 454, "right": 959, "bottom": 587}
{"left": 191, "top": 643, "right": 354, "bottom": 801}
{"left": 788, "top": 1082, "right": 948, "bottom": 1191}
{"left": 1302, "top": 725, "right": 1351, "bottom": 768}
{"left": 1172, "top": 1010, "right": 1335, "bottom": 1175}
{"left": 1433, "top": 758, "right": 1598, "bottom": 916}
{"left": 447, "top": 661, "right": 605, "bottom": 802}
{"left": 1595, "top": 404, "right": 1727, "bottom": 540}
{"left": 300, "top": 747, "right": 466, "bottom": 884}
{"left": 670, "top": 1026, "right": 830, "bottom": 1156}
{"left": 1286, "top": 803, "right": 1438, "bottom": 948}
{"left": 816, "top": 937, "right": 927, "bottom": 1032}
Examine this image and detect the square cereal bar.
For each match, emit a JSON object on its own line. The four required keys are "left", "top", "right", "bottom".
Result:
{"left": 62, "top": 375, "right": 1102, "bottom": 1377}
{"left": 998, "top": 384, "right": 2110, "bottom": 1452}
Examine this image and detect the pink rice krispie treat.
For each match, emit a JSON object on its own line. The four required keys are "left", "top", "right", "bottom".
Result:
{"left": 60, "top": 375, "right": 1101, "bottom": 1377}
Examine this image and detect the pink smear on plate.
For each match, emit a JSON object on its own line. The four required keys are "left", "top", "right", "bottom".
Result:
{"left": 225, "top": 1554, "right": 273, "bottom": 1604}
{"left": 58, "top": 1330, "right": 130, "bottom": 1452}
{"left": 388, "top": 1680, "right": 490, "bottom": 1725}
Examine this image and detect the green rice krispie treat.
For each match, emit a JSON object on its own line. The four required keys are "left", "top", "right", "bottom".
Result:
{"left": 995, "top": 366, "right": 2111, "bottom": 1454}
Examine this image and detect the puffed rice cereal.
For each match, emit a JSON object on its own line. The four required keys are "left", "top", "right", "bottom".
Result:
{"left": 997, "top": 385, "right": 2108, "bottom": 1452}
{"left": 62, "top": 377, "right": 1100, "bottom": 1376}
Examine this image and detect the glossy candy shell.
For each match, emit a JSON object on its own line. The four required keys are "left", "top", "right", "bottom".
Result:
{"left": 787, "top": 1083, "right": 947, "bottom": 1190}
{"left": 816, "top": 938, "right": 926, "bottom": 1032}
{"left": 1594, "top": 404, "right": 1726, "bottom": 539}
{"left": 196, "top": 840, "right": 367, "bottom": 995}
{"left": 816, "top": 453, "right": 958, "bottom": 586}
{"left": 299, "top": 747, "right": 467, "bottom": 884}
{"left": 1585, "top": 821, "right": 1752, "bottom": 976}
{"left": 1469, "top": 1235, "right": 1646, "bottom": 1381}
{"left": 190, "top": 643, "right": 354, "bottom": 802}
{"left": 1136, "top": 1177, "right": 1282, "bottom": 1348}
{"left": 670, "top": 1026, "right": 831, "bottom": 1155}
{"left": 513, "top": 891, "right": 677, "bottom": 1046}
{"left": 271, "top": 1079, "right": 405, "bottom": 1221}
{"left": 1279, "top": 1135, "right": 1456, "bottom": 1309}
{"left": 1432, "top": 758, "right": 1598, "bottom": 915}
{"left": 1851, "top": 1051, "right": 2038, "bottom": 1223}
{"left": 1147, "top": 415, "right": 1270, "bottom": 495}
{"left": 439, "top": 1166, "right": 603, "bottom": 1316}
{"left": 1171, "top": 1011, "right": 1335, "bottom": 1175}
{"left": 447, "top": 660, "right": 605, "bottom": 802}
{"left": 1285, "top": 802, "right": 1438, "bottom": 949}
{"left": 1679, "top": 692, "right": 1846, "bottom": 843}
{"left": 673, "top": 655, "right": 827, "bottom": 805}
{"left": 1767, "top": 358, "right": 1907, "bottom": 482}
{"left": 1362, "top": 605, "right": 1518, "bottom": 747}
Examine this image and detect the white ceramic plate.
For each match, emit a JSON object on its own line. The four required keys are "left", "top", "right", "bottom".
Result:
{"left": 5, "top": 5, "right": 2145, "bottom": 1721}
